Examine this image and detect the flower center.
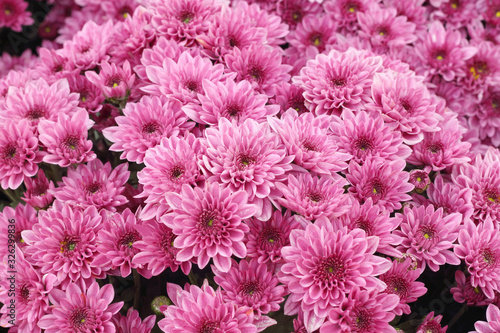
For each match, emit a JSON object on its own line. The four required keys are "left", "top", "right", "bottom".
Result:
{"left": 199, "top": 210, "right": 220, "bottom": 231}
{"left": 259, "top": 227, "right": 283, "bottom": 249}
{"left": 377, "top": 26, "right": 389, "bottom": 36}
{"left": 20, "top": 284, "right": 30, "bottom": 302}
{"left": 248, "top": 65, "right": 265, "bottom": 83}
{"left": 239, "top": 280, "right": 262, "bottom": 297}
{"left": 160, "top": 229, "right": 177, "bottom": 256}
{"left": 384, "top": 276, "right": 409, "bottom": 299}
{"left": 106, "top": 75, "right": 122, "bottom": 88}
{"left": 118, "top": 231, "right": 141, "bottom": 248}
{"left": 2, "top": 143, "right": 17, "bottom": 161}
{"left": 26, "top": 107, "right": 46, "bottom": 120}
{"left": 434, "top": 50, "right": 447, "bottom": 61}
{"left": 420, "top": 320, "right": 444, "bottom": 333}
{"left": 199, "top": 320, "right": 219, "bottom": 333}
{"left": 302, "top": 139, "right": 319, "bottom": 152}
{"left": 227, "top": 35, "right": 239, "bottom": 48}
{"left": 63, "top": 135, "right": 80, "bottom": 150}
{"left": 366, "top": 179, "right": 385, "bottom": 197}
{"left": 85, "top": 182, "right": 102, "bottom": 194}
{"left": 286, "top": 96, "right": 307, "bottom": 114}
{"left": 484, "top": 187, "right": 500, "bottom": 204}
{"left": 309, "top": 32, "right": 323, "bottom": 47}
{"left": 331, "top": 77, "right": 347, "bottom": 87}
{"left": 315, "top": 255, "right": 345, "bottom": 287}
{"left": 354, "top": 137, "right": 373, "bottom": 151}
{"left": 60, "top": 235, "right": 80, "bottom": 256}
{"left": 184, "top": 80, "right": 199, "bottom": 92}
{"left": 179, "top": 10, "right": 194, "bottom": 24}
{"left": 355, "top": 219, "right": 373, "bottom": 236}
{"left": 427, "top": 142, "right": 443, "bottom": 154}
{"left": 170, "top": 165, "right": 185, "bottom": 180}
{"left": 307, "top": 191, "right": 323, "bottom": 203}
{"left": 70, "top": 308, "right": 90, "bottom": 329}
{"left": 419, "top": 225, "right": 437, "bottom": 244}
{"left": 354, "top": 309, "right": 372, "bottom": 330}
{"left": 482, "top": 248, "right": 497, "bottom": 266}
{"left": 142, "top": 121, "right": 160, "bottom": 134}
{"left": 237, "top": 153, "right": 256, "bottom": 169}
{"left": 225, "top": 104, "right": 242, "bottom": 118}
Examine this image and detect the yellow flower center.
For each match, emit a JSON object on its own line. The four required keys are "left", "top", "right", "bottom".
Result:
{"left": 349, "top": 7, "right": 355, "bottom": 13}
{"left": 436, "top": 55, "right": 444, "bottom": 60}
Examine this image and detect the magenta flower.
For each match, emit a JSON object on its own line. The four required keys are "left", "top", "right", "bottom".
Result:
{"left": 468, "top": 86, "right": 500, "bottom": 146}
{"left": 323, "top": 0, "right": 370, "bottom": 32}
{"left": 38, "top": 108, "right": 96, "bottom": 168}
{"left": 0, "top": 203, "right": 37, "bottom": 259}
{"left": 279, "top": 217, "right": 391, "bottom": 332}
{"left": 103, "top": 96, "right": 193, "bottom": 164}
{"left": 38, "top": 281, "right": 123, "bottom": 333}
{"left": 159, "top": 281, "right": 257, "bottom": 333}
{"left": 451, "top": 270, "right": 490, "bottom": 306}
{"left": 182, "top": 79, "right": 279, "bottom": 126}
{"left": 347, "top": 156, "right": 414, "bottom": 212}
{"left": 0, "top": 0, "right": 33, "bottom": 32}
{"left": 472, "top": 304, "right": 500, "bottom": 333}
{"left": 409, "top": 169, "right": 431, "bottom": 193}
{"left": 330, "top": 109, "right": 412, "bottom": 163}
{"left": 22, "top": 201, "right": 104, "bottom": 289}
{"left": 202, "top": 118, "right": 293, "bottom": 221}
{"left": 275, "top": 0, "right": 323, "bottom": 29}
{"left": 460, "top": 41, "right": 500, "bottom": 96}
{"left": 277, "top": 173, "right": 350, "bottom": 221}
{"left": 271, "top": 82, "right": 308, "bottom": 115}
{"left": 416, "top": 312, "right": 447, "bottom": 333}
{"left": 293, "top": 48, "right": 383, "bottom": 115}
{"left": 321, "top": 286, "right": 399, "bottom": 332}
{"left": 286, "top": 14, "right": 337, "bottom": 56}
{"left": 112, "top": 308, "right": 156, "bottom": 333}
{"left": 132, "top": 216, "right": 191, "bottom": 277}
{"left": 163, "top": 183, "right": 256, "bottom": 272}
{"left": 0, "top": 119, "right": 42, "bottom": 189}
{"left": 455, "top": 218, "right": 500, "bottom": 299}
{"left": 213, "top": 258, "right": 286, "bottom": 319}
{"left": 137, "top": 133, "right": 203, "bottom": 221}
{"left": 51, "top": 159, "right": 129, "bottom": 212}
{"left": 268, "top": 109, "right": 350, "bottom": 176}
{"left": 86, "top": 60, "right": 135, "bottom": 100}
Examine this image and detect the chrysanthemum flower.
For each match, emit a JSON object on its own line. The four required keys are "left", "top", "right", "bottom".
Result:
{"left": 394, "top": 204, "right": 461, "bottom": 272}
{"left": 213, "top": 258, "right": 286, "bottom": 318}
{"left": 103, "top": 96, "right": 193, "bottom": 164}
{"left": 22, "top": 201, "right": 104, "bottom": 289}
{"left": 330, "top": 109, "right": 412, "bottom": 163}
{"left": 293, "top": 48, "right": 383, "bottom": 115}
{"left": 35, "top": 48, "right": 72, "bottom": 84}
{"left": 66, "top": 73, "right": 105, "bottom": 114}
{"left": 321, "top": 286, "right": 399, "bottom": 332}
{"left": 202, "top": 118, "right": 293, "bottom": 221}
{"left": 182, "top": 79, "right": 278, "bottom": 125}
{"left": 132, "top": 215, "right": 191, "bottom": 277}
{"left": 270, "top": 82, "right": 309, "bottom": 115}
{"left": 468, "top": 86, "right": 500, "bottom": 146}
{"left": 414, "top": 20, "right": 477, "bottom": 81}
{"left": 472, "top": 303, "right": 500, "bottom": 333}
{"left": 451, "top": 270, "right": 490, "bottom": 306}
{"left": 22, "top": 170, "right": 55, "bottom": 210}
{"left": 409, "top": 169, "right": 431, "bottom": 193}
{"left": 347, "top": 156, "right": 414, "bottom": 212}
{"left": 38, "top": 109, "right": 96, "bottom": 168}
{"left": 276, "top": 0, "right": 322, "bottom": 29}
{"left": 0, "top": 119, "right": 42, "bottom": 190}
{"left": 159, "top": 281, "right": 257, "bottom": 333}
{"left": 93, "top": 209, "right": 144, "bottom": 278}
{"left": 277, "top": 173, "right": 350, "bottom": 221}
{"left": 323, "top": 0, "right": 370, "bottom": 33}
{"left": 380, "top": 257, "right": 427, "bottom": 316}
{"left": 455, "top": 218, "right": 500, "bottom": 299}
{"left": 101, "top": 0, "right": 138, "bottom": 21}
{"left": 430, "top": 0, "right": 478, "bottom": 29}
{"left": 51, "top": 159, "right": 129, "bottom": 212}
{"left": 286, "top": 14, "right": 337, "bottom": 56}
{"left": 367, "top": 71, "right": 442, "bottom": 145}
{"left": 279, "top": 217, "right": 391, "bottom": 332}
{"left": 0, "top": 248, "right": 58, "bottom": 332}
{"left": 86, "top": 60, "right": 136, "bottom": 100}
{"left": 337, "top": 198, "right": 403, "bottom": 257}
{"left": 417, "top": 312, "right": 447, "bottom": 333}
{"left": 137, "top": 133, "right": 203, "bottom": 221}
{"left": 0, "top": 204, "right": 37, "bottom": 259}
{"left": 460, "top": 41, "right": 500, "bottom": 97}
{"left": 225, "top": 44, "right": 292, "bottom": 97}
{"left": 245, "top": 210, "right": 304, "bottom": 269}
{"left": 38, "top": 281, "right": 123, "bottom": 333}
{"left": 481, "top": 0, "right": 500, "bottom": 26}
{"left": 112, "top": 307, "right": 156, "bottom": 333}
{"left": 163, "top": 183, "right": 256, "bottom": 272}
{"left": 0, "top": 0, "right": 34, "bottom": 32}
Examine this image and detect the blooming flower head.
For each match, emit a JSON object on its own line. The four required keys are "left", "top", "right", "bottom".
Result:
{"left": 101, "top": 0, "right": 138, "bottom": 21}
{"left": 269, "top": 109, "right": 350, "bottom": 176}
{"left": 22, "top": 169, "right": 55, "bottom": 210}
{"left": 321, "top": 286, "right": 399, "bottom": 332}
{"left": 330, "top": 109, "right": 412, "bottom": 163}
{"left": 451, "top": 270, "right": 490, "bottom": 306}
{"left": 286, "top": 14, "right": 337, "bottom": 56}
{"left": 277, "top": 173, "right": 350, "bottom": 221}
{"left": 0, "top": 204, "right": 37, "bottom": 259}
{"left": 103, "top": 96, "right": 193, "bottom": 164}
{"left": 460, "top": 41, "right": 500, "bottom": 96}
{"left": 347, "top": 156, "right": 414, "bottom": 212}
{"left": 279, "top": 216, "right": 391, "bottom": 332}
{"left": 137, "top": 133, "right": 203, "bottom": 221}
{"left": 112, "top": 307, "right": 156, "bottom": 333}
{"left": 0, "top": 0, "right": 34, "bottom": 32}
{"left": 163, "top": 182, "right": 256, "bottom": 272}
{"left": 202, "top": 118, "right": 293, "bottom": 221}
{"left": 38, "top": 281, "right": 123, "bottom": 333}
{"left": 293, "top": 48, "right": 383, "bottom": 116}
{"left": 132, "top": 215, "right": 191, "bottom": 277}
{"left": 66, "top": 72, "right": 105, "bottom": 114}
{"left": 213, "top": 258, "right": 287, "bottom": 318}
{"left": 472, "top": 303, "right": 500, "bottom": 333}
{"left": 455, "top": 217, "right": 500, "bottom": 299}
{"left": 271, "top": 82, "right": 309, "bottom": 115}
{"left": 51, "top": 159, "right": 129, "bottom": 212}
{"left": 276, "top": 0, "right": 323, "bottom": 29}
{"left": 38, "top": 109, "right": 96, "bottom": 168}
{"left": 323, "top": 0, "right": 370, "bottom": 32}
{"left": 182, "top": 79, "right": 279, "bottom": 126}
{"left": 0, "top": 119, "right": 42, "bottom": 189}
{"left": 22, "top": 201, "right": 104, "bottom": 289}
{"left": 380, "top": 257, "right": 427, "bottom": 316}
{"left": 416, "top": 312, "right": 447, "bottom": 333}
{"left": 245, "top": 210, "right": 304, "bottom": 269}
{"left": 409, "top": 169, "right": 431, "bottom": 193}
{"left": 430, "top": 0, "right": 479, "bottom": 29}
{"left": 86, "top": 60, "right": 136, "bottom": 100}
{"left": 467, "top": 86, "right": 500, "bottom": 146}
{"left": 225, "top": 44, "right": 292, "bottom": 97}
{"left": 159, "top": 281, "right": 257, "bottom": 333}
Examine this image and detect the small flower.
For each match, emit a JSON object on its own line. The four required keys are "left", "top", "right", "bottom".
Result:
{"left": 112, "top": 308, "right": 156, "bottom": 333}
{"left": 409, "top": 169, "right": 431, "bottom": 193}
{"left": 85, "top": 60, "right": 135, "bottom": 100}
{"left": 22, "top": 169, "right": 55, "bottom": 210}
{"left": 286, "top": 14, "right": 337, "bottom": 56}
{"left": 472, "top": 304, "right": 500, "bottom": 333}
{"left": 416, "top": 312, "right": 447, "bottom": 333}
{"left": 0, "top": 0, "right": 34, "bottom": 32}
{"left": 323, "top": 0, "right": 370, "bottom": 32}
{"left": 451, "top": 270, "right": 490, "bottom": 306}
{"left": 0, "top": 203, "right": 37, "bottom": 260}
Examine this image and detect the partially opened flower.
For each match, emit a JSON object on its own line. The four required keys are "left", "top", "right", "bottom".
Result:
{"left": 451, "top": 270, "right": 489, "bottom": 306}
{"left": 0, "top": 204, "right": 37, "bottom": 258}
{"left": 467, "top": 86, "right": 500, "bottom": 147}
{"left": 22, "top": 170, "right": 55, "bottom": 210}
{"left": 416, "top": 312, "right": 447, "bottom": 333}
{"left": 472, "top": 304, "right": 500, "bottom": 333}
{"left": 85, "top": 60, "right": 135, "bottom": 100}
{"left": 112, "top": 308, "right": 156, "bottom": 333}
{"left": 0, "top": 0, "right": 34, "bottom": 32}
{"left": 276, "top": 0, "right": 323, "bottom": 29}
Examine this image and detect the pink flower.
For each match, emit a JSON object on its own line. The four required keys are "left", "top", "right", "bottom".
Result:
{"left": 455, "top": 218, "right": 500, "bottom": 299}
{"left": 101, "top": 0, "right": 138, "bottom": 21}
{"left": 269, "top": 109, "right": 350, "bottom": 176}
{"left": 472, "top": 304, "right": 500, "bottom": 333}
{"left": 112, "top": 308, "right": 156, "bottom": 333}
{"left": 51, "top": 160, "right": 129, "bottom": 212}
{"left": 213, "top": 258, "right": 286, "bottom": 318}
{"left": 0, "top": 204, "right": 37, "bottom": 262}
{"left": 451, "top": 270, "right": 490, "bottom": 306}
{"left": 38, "top": 109, "right": 96, "bottom": 168}
{"left": 137, "top": 133, "right": 203, "bottom": 221}
{"left": 38, "top": 281, "right": 123, "bottom": 333}
{"left": 293, "top": 48, "right": 383, "bottom": 115}
{"left": 460, "top": 41, "right": 500, "bottom": 96}
{"left": 86, "top": 60, "right": 136, "bottom": 100}
{"left": 270, "top": 82, "right": 308, "bottom": 115}
{"left": 0, "top": 0, "right": 34, "bottom": 32}
{"left": 279, "top": 217, "right": 391, "bottom": 332}
{"left": 380, "top": 257, "right": 427, "bottom": 316}
{"left": 159, "top": 281, "right": 257, "bottom": 333}
{"left": 132, "top": 215, "right": 191, "bottom": 277}
{"left": 347, "top": 157, "right": 414, "bottom": 212}
{"left": 182, "top": 79, "right": 279, "bottom": 125}
{"left": 323, "top": 0, "right": 370, "bottom": 32}
{"left": 467, "top": 86, "right": 500, "bottom": 146}
{"left": 22, "top": 169, "right": 55, "bottom": 210}
{"left": 330, "top": 109, "right": 412, "bottom": 163}
{"left": 409, "top": 169, "right": 431, "bottom": 193}
{"left": 0, "top": 119, "right": 42, "bottom": 189}
{"left": 416, "top": 312, "right": 447, "bottom": 333}
{"left": 321, "top": 286, "right": 399, "bottom": 333}
{"left": 286, "top": 14, "right": 337, "bottom": 56}
{"left": 202, "top": 118, "right": 293, "bottom": 221}
{"left": 163, "top": 183, "right": 256, "bottom": 272}
{"left": 276, "top": 0, "right": 323, "bottom": 29}
{"left": 22, "top": 201, "right": 104, "bottom": 289}
{"left": 277, "top": 173, "right": 350, "bottom": 221}
{"left": 103, "top": 96, "right": 193, "bottom": 164}
{"left": 66, "top": 72, "right": 105, "bottom": 114}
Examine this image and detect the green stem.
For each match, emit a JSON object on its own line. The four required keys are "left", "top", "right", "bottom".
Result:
{"left": 4, "top": 188, "right": 18, "bottom": 204}
{"left": 188, "top": 271, "right": 197, "bottom": 286}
